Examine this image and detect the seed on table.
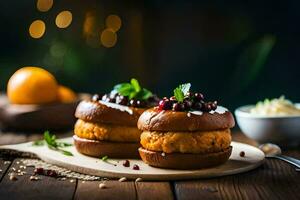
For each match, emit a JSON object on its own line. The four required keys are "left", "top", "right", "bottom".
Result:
{"left": 30, "top": 176, "right": 39, "bottom": 181}
{"left": 16, "top": 161, "right": 20, "bottom": 165}
{"left": 4, "top": 161, "right": 11, "bottom": 165}
{"left": 0, "top": 169, "right": 2, "bottom": 172}
{"left": 9, "top": 175, "right": 17, "bottom": 181}
{"left": 119, "top": 177, "right": 127, "bottom": 182}
{"left": 135, "top": 178, "right": 143, "bottom": 182}
{"left": 99, "top": 183, "right": 107, "bottom": 189}
{"left": 70, "top": 179, "right": 75, "bottom": 183}
{"left": 82, "top": 181, "right": 86, "bottom": 183}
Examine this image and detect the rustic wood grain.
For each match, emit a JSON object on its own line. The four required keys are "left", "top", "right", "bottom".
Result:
{"left": 0, "top": 158, "right": 77, "bottom": 200}
{"left": 74, "top": 180, "right": 136, "bottom": 200}
{"left": 0, "top": 158, "right": 13, "bottom": 182}
{"left": 0, "top": 131, "right": 300, "bottom": 200}
{"left": 174, "top": 156, "right": 300, "bottom": 200}
{"left": 135, "top": 182, "right": 174, "bottom": 200}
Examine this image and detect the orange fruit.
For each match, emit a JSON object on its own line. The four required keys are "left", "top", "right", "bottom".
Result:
{"left": 57, "top": 85, "right": 77, "bottom": 103}
{"left": 7, "top": 67, "right": 58, "bottom": 104}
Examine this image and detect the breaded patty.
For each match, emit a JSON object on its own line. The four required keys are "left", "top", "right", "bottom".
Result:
{"left": 74, "top": 119, "right": 141, "bottom": 142}
{"left": 140, "top": 129, "right": 231, "bottom": 154}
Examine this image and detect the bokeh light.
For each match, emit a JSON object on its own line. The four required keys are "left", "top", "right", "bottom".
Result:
{"left": 29, "top": 20, "right": 46, "bottom": 39}
{"left": 105, "top": 15, "right": 122, "bottom": 32}
{"left": 37, "top": 0, "right": 53, "bottom": 12}
{"left": 50, "top": 42, "right": 67, "bottom": 58}
{"left": 55, "top": 11, "right": 73, "bottom": 28}
{"left": 100, "top": 29, "right": 117, "bottom": 48}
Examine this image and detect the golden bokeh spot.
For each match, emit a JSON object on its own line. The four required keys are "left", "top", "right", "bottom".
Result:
{"left": 100, "top": 29, "right": 117, "bottom": 48}
{"left": 37, "top": 0, "right": 53, "bottom": 12}
{"left": 83, "top": 12, "right": 96, "bottom": 37}
{"left": 29, "top": 20, "right": 46, "bottom": 39}
{"left": 105, "top": 15, "right": 122, "bottom": 32}
{"left": 55, "top": 11, "right": 73, "bottom": 28}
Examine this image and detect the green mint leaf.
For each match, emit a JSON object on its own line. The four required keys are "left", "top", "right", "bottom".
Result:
{"left": 60, "top": 149, "right": 73, "bottom": 156}
{"left": 113, "top": 83, "right": 135, "bottom": 96}
{"left": 112, "top": 79, "right": 153, "bottom": 101}
{"left": 131, "top": 78, "right": 141, "bottom": 92}
{"left": 179, "top": 83, "right": 191, "bottom": 96}
{"left": 44, "top": 131, "right": 56, "bottom": 148}
{"left": 101, "top": 155, "right": 108, "bottom": 161}
{"left": 32, "top": 140, "right": 44, "bottom": 146}
{"left": 137, "top": 88, "right": 153, "bottom": 100}
{"left": 56, "top": 142, "right": 73, "bottom": 148}
{"left": 174, "top": 87, "right": 184, "bottom": 102}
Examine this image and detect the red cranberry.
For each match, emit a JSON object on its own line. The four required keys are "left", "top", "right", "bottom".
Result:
{"left": 193, "top": 102, "right": 203, "bottom": 110}
{"left": 184, "top": 100, "right": 193, "bottom": 110}
{"left": 136, "top": 100, "right": 146, "bottom": 108}
{"left": 240, "top": 151, "right": 245, "bottom": 157}
{"left": 122, "top": 160, "right": 130, "bottom": 167}
{"left": 116, "top": 95, "right": 128, "bottom": 105}
{"left": 34, "top": 168, "right": 44, "bottom": 175}
{"left": 194, "top": 93, "right": 204, "bottom": 101}
{"left": 187, "top": 92, "right": 194, "bottom": 98}
{"left": 203, "top": 103, "right": 212, "bottom": 112}
{"left": 133, "top": 164, "right": 140, "bottom": 170}
{"left": 210, "top": 101, "right": 218, "bottom": 110}
{"left": 46, "top": 170, "right": 57, "bottom": 177}
{"left": 130, "top": 99, "right": 138, "bottom": 107}
{"left": 159, "top": 100, "right": 172, "bottom": 110}
{"left": 172, "top": 103, "right": 185, "bottom": 111}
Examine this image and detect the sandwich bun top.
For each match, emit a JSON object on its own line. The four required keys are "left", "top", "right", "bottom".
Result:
{"left": 138, "top": 107, "right": 235, "bottom": 132}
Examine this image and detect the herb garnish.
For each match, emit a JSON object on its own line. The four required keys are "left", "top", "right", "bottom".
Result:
{"left": 113, "top": 78, "right": 153, "bottom": 100}
{"left": 173, "top": 83, "right": 191, "bottom": 102}
{"left": 100, "top": 155, "right": 117, "bottom": 166}
{"left": 101, "top": 155, "right": 108, "bottom": 161}
{"left": 32, "top": 131, "right": 73, "bottom": 156}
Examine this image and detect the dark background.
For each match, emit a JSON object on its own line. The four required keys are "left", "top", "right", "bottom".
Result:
{"left": 0, "top": 0, "right": 296, "bottom": 110}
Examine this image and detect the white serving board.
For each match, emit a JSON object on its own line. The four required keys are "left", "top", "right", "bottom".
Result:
{"left": 0, "top": 137, "right": 265, "bottom": 180}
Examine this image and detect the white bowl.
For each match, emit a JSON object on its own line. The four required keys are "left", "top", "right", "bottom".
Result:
{"left": 235, "top": 105, "right": 300, "bottom": 145}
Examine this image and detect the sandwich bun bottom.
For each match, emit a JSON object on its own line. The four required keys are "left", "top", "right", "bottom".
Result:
{"left": 138, "top": 146, "right": 232, "bottom": 169}
{"left": 73, "top": 135, "right": 140, "bottom": 158}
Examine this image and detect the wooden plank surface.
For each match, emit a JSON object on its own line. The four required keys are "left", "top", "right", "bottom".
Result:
{"left": 0, "top": 131, "right": 299, "bottom": 200}
{"left": 0, "top": 159, "right": 13, "bottom": 181}
{"left": 74, "top": 180, "right": 136, "bottom": 200}
{"left": 174, "top": 156, "right": 300, "bottom": 200}
{"left": 135, "top": 182, "right": 174, "bottom": 200}
{"left": 0, "top": 158, "right": 77, "bottom": 200}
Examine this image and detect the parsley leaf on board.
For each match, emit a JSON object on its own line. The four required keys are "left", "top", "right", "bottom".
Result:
{"left": 39, "top": 131, "right": 74, "bottom": 156}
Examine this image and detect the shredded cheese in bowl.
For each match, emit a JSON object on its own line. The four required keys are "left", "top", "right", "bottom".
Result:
{"left": 250, "top": 96, "right": 300, "bottom": 116}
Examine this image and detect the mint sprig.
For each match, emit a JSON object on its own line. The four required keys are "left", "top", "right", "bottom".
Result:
{"left": 113, "top": 78, "right": 153, "bottom": 100}
{"left": 173, "top": 83, "right": 191, "bottom": 102}
{"left": 32, "top": 131, "right": 73, "bottom": 156}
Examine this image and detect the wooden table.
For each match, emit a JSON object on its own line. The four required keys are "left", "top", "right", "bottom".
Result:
{"left": 0, "top": 131, "right": 299, "bottom": 200}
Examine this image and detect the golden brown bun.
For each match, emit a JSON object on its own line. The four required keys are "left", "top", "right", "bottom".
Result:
{"left": 138, "top": 146, "right": 232, "bottom": 169}
{"left": 75, "top": 100, "right": 145, "bottom": 126}
{"left": 74, "top": 119, "right": 141, "bottom": 142}
{"left": 138, "top": 107, "right": 235, "bottom": 132}
{"left": 140, "top": 129, "right": 231, "bottom": 153}
{"left": 73, "top": 135, "right": 140, "bottom": 158}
